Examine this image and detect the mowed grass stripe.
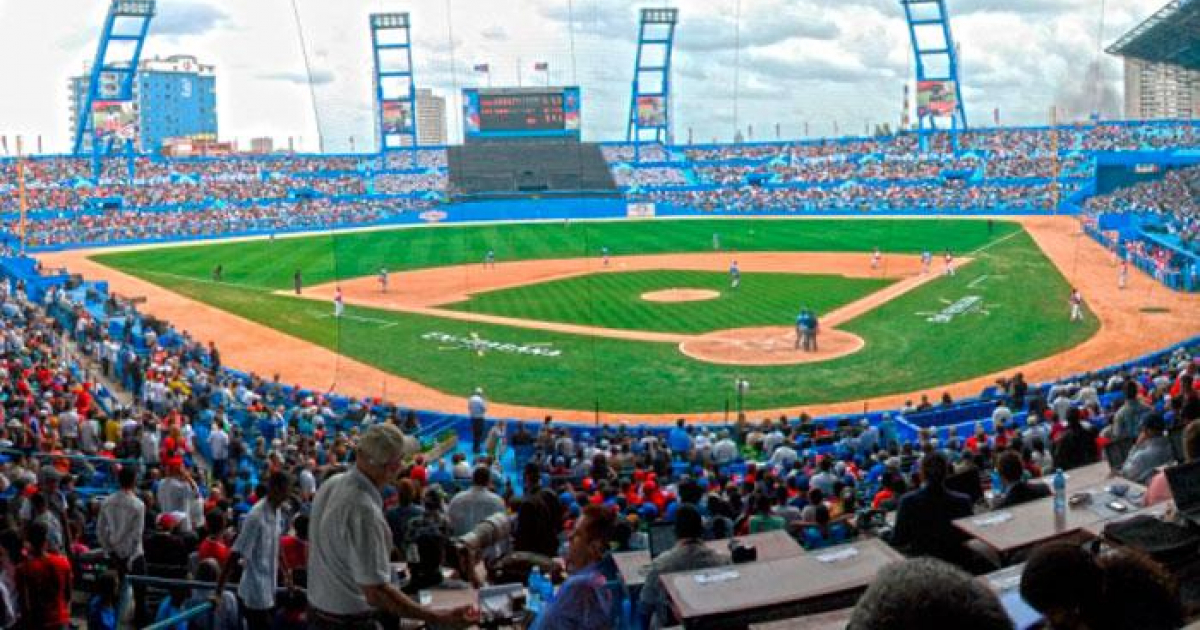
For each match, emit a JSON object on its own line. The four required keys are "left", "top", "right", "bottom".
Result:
{"left": 443, "top": 270, "right": 893, "bottom": 334}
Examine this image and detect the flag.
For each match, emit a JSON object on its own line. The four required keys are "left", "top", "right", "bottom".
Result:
{"left": 534, "top": 61, "right": 549, "bottom": 71}
{"left": 473, "top": 63, "right": 489, "bottom": 72}
{"left": 0, "top": 137, "right": 6, "bottom": 155}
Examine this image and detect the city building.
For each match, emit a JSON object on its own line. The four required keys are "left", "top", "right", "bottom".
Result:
{"left": 250, "top": 137, "right": 275, "bottom": 154}
{"left": 1107, "top": 0, "right": 1200, "bottom": 120}
{"left": 1121, "top": 58, "right": 1200, "bottom": 119}
{"left": 69, "top": 54, "right": 218, "bottom": 153}
{"left": 415, "top": 88, "right": 447, "bottom": 146}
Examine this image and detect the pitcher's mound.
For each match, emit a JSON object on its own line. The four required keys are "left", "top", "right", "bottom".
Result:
{"left": 641, "top": 288, "right": 721, "bottom": 303}
{"left": 680, "top": 326, "right": 864, "bottom": 366}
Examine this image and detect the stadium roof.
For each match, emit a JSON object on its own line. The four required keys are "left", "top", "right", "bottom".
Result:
{"left": 1106, "top": 0, "right": 1200, "bottom": 70}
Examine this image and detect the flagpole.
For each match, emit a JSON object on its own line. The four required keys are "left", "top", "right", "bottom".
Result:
{"left": 517, "top": 57, "right": 522, "bottom": 87}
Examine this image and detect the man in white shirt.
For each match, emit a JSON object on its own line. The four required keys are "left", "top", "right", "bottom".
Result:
{"left": 307, "top": 424, "right": 475, "bottom": 628}
{"left": 97, "top": 466, "right": 148, "bottom": 625}
{"left": 447, "top": 467, "right": 506, "bottom": 537}
{"left": 216, "top": 471, "right": 290, "bottom": 630}
{"left": 58, "top": 409, "right": 80, "bottom": 450}
{"left": 712, "top": 430, "right": 738, "bottom": 466}
{"left": 80, "top": 416, "right": 101, "bottom": 455}
{"left": 156, "top": 466, "right": 200, "bottom": 533}
{"left": 140, "top": 423, "right": 161, "bottom": 468}
{"left": 208, "top": 423, "right": 230, "bottom": 481}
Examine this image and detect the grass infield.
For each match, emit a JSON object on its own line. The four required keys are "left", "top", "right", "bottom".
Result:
{"left": 93, "top": 218, "right": 1097, "bottom": 414}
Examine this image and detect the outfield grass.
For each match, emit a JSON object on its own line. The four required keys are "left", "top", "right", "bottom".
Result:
{"left": 92, "top": 219, "right": 1096, "bottom": 413}
{"left": 444, "top": 270, "right": 894, "bottom": 334}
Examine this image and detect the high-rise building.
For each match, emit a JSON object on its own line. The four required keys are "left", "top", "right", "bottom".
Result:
{"left": 69, "top": 54, "right": 218, "bottom": 152}
{"left": 1122, "top": 58, "right": 1200, "bottom": 120}
{"left": 250, "top": 137, "right": 275, "bottom": 154}
{"left": 415, "top": 88, "right": 447, "bottom": 146}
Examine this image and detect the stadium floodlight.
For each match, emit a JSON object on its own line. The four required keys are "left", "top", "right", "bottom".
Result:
{"left": 626, "top": 7, "right": 679, "bottom": 157}
{"left": 370, "top": 13, "right": 409, "bottom": 29}
{"left": 643, "top": 8, "right": 679, "bottom": 24}
{"left": 113, "top": 0, "right": 155, "bottom": 17}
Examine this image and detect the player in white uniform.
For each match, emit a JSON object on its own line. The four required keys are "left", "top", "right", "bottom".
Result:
{"left": 1069, "top": 288, "right": 1083, "bottom": 321}
{"left": 1118, "top": 259, "right": 1128, "bottom": 290}
{"left": 730, "top": 260, "right": 741, "bottom": 289}
{"left": 379, "top": 267, "right": 389, "bottom": 293}
{"left": 921, "top": 250, "right": 932, "bottom": 274}
{"left": 485, "top": 250, "right": 496, "bottom": 269}
{"left": 943, "top": 251, "right": 955, "bottom": 276}
{"left": 871, "top": 247, "right": 881, "bottom": 270}
{"left": 602, "top": 246, "right": 610, "bottom": 267}
{"left": 334, "top": 287, "right": 344, "bottom": 318}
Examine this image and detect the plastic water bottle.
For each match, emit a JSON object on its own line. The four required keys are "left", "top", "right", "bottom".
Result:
{"left": 990, "top": 470, "right": 1003, "bottom": 496}
{"left": 527, "top": 567, "right": 544, "bottom": 614}
{"left": 1052, "top": 469, "right": 1066, "bottom": 515}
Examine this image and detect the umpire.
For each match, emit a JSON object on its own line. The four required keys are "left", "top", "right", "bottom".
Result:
{"left": 468, "top": 388, "right": 487, "bottom": 454}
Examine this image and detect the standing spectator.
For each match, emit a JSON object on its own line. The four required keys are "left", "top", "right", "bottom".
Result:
{"left": 16, "top": 521, "right": 72, "bottom": 630}
{"left": 447, "top": 467, "right": 506, "bottom": 537}
{"left": 468, "top": 388, "right": 487, "bottom": 454}
{"left": 157, "top": 465, "right": 201, "bottom": 533}
{"left": 96, "top": 466, "right": 147, "bottom": 625}
{"left": 215, "top": 471, "right": 291, "bottom": 630}
{"left": 307, "top": 424, "right": 475, "bottom": 628}
{"left": 208, "top": 422, "right": 230, "bottom": 482}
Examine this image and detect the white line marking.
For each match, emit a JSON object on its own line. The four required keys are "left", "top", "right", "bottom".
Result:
{"left": 968, "top": 228, "right": 1023, "bottom": 256}
{"left": 968, "top": 275, "right": 989, "bottom": 288}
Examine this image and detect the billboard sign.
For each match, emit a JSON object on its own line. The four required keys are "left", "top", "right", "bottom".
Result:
{"left": 92, "top": 101, "right": 137, "bottom": 141}
{"left": 381, "top": 100, "right": 413, "bottom": 134}
{"left": 917, "top": 80, "right": 957, "bottom": 117}
{"left": 636, "top": 95, "right": 666, "bottom": 127}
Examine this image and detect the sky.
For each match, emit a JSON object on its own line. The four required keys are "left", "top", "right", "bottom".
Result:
{"left": 0, "top": 0, "right": 1172, "bottom": 154}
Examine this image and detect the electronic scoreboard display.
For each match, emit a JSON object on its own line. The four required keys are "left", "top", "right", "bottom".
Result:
{"left": 463, "top": 87, "right": 580, "bottom": 140}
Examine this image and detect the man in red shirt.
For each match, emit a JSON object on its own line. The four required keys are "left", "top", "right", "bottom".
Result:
{"left": 17, "top": 520, "right": 73, "bottom": 630}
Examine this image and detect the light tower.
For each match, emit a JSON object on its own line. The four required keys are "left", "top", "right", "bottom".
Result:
{"left": 626, "top": 8, "right": 678, "bottom": 161}
{"left": 900, "top": 0, "right": 967, "bottom": 151}
{"left": 369, "top": 13, "right": 419, "bottom": 166}
{"left": 73, "top": 0, "right": 156, "bottom": 178}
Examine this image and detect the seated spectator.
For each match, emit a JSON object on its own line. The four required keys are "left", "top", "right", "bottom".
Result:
{"left": 87, "top": 570, "right": 120, "bottom": 630}
{"left": 1144, "top": 419, "right": 1199, "bottom": 506}
{"left": 1052, "top": 408, "right": 1098, "bottom": 471}
{"left": 993, "top": 450, "right": 1050, "bottom": 508}
{"left": 1119, "top": 414, "right": 1173, "bottom": 484}
{"left": 1020, "top": 543, "right": 1183, "bottom": 630}
{"left": 447, "top": 467, "right": 506, "bottom": 537}
{"left": 795, "top": 503, "right": 853, "bottom": 550}
{"left": 639, "top": 505, "right": 730, "bottom": 629}
{"left": 531, "top": 504, "right": 616, "bottom": 630}
{"left": 747, "top": 493, "right": 785, "bottom": 533}
{"left": 889, "top": 452, "right": 973, "bottom": 566}
{"left": 847, "top": 557, "right": 1011, "bottom": 629}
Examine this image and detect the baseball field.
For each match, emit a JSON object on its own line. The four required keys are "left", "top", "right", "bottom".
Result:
{"left": 58, "top": 217, "right": 1116, "bottom": 418}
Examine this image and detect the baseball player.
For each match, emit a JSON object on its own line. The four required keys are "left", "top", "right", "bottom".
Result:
{"left": 485, "top": 249, "right": 496, "bottom": 269}
{"left": 794, "top": 312, "right": 805, "bottom": 350}
{"left": 293, "top": 269, "right": 303, "bottom": 295}
{"left": 943, "top": 250, "right": 955, "bottom": 277}
{"left": 379, "top": 267, "right": 389, "bottom": 293}
{"left": 713, "top": 232, "right": 721, "bottom": 251}
{"left": 1069, "top": 287, "right": 1083, "bottom": 321}
{"left": 1118, "top": 259, "right": 1128, "bottom": 290}
{"left": 871, "top": 247, "right": 882, "bottom": 271}
{"left": 921, "top": 250, "right": 932, "bottom": 275}
{"left": 602, "top": 246, "right": 610, "bottom": 267}
{"left": 334, "top": 286, "right": 345, "bottom": 318}
{"left": 730, "top": 260, "right": 741, "bottom": 289}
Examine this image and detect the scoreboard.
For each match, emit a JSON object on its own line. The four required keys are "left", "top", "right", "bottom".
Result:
{"left": 463, "top": 87, "right": 580, "bottom": 141}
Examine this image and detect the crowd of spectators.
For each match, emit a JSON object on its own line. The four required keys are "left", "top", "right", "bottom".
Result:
{"left": 1085, "top": 165, "right": 1200, "bottom": 253}
{"left": 0, "top": 253, "right": 1195, "bottom": 627}
{"left": 2, "top": 198, "right": 435, "bottom": 248}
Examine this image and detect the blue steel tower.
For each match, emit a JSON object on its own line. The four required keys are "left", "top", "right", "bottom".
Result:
{"left": 626, "top": 8, "right": 678, "bottom": 161}
{"left": 900, "top": 0, "right": 967, "bottom": 150}
{"left": 370, "top": 13, "right": 419, "bottom": 165}
{"left": 73, "top": 0, "right": 156, "bottom": 163}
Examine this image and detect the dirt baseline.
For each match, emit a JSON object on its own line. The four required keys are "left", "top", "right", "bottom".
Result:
{"left": 35, "top": 216, "right": 1200, "bottom": 424}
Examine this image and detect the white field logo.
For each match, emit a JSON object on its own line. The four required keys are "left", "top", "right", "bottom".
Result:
{"left": 422, "top": 331, "right": 561, "bottom": 357}
{"left": 918, "top": 295, "right": 991, "bottom": 323}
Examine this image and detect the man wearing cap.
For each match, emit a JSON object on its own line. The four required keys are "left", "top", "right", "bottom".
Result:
{"left": 308, "top": 423, "right": 476, "bottom": 629}
{"left": 468, "top": 388, "right": 487, "bottom": 455}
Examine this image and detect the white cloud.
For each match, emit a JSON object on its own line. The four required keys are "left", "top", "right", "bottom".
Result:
{"left": 0, "top": 0, "right": 1172, "bottom": 152}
